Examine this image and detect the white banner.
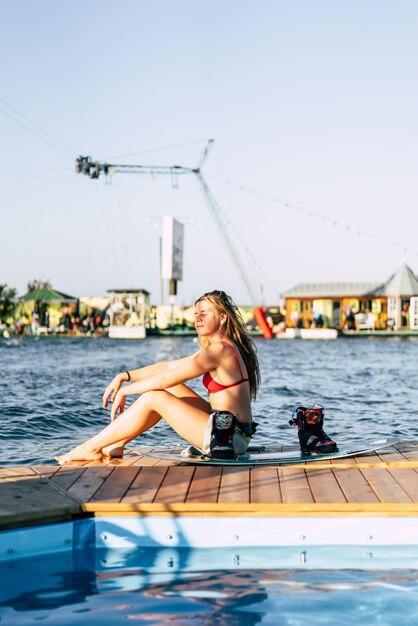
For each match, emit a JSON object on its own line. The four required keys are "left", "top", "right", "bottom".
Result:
{"left": 161, "top": 215, "right": 184, "bottom": 280}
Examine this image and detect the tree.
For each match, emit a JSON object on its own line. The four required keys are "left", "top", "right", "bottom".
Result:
{"left": 0, "top": 284, "right": 17, "bottom": 323}
{"left": 26, "top": 279, "right": 52, "bottom": 293}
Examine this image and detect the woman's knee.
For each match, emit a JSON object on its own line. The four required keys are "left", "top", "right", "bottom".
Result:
{"left": 138, "top": 390, "right": 168, "bottom": 410}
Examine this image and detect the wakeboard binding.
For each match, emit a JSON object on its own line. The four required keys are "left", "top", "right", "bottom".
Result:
{"left": 289, "top": 404, "right": 338, "bottom": 455}
{"left": 210, "top": 410, "right": 237, "bottom": 459}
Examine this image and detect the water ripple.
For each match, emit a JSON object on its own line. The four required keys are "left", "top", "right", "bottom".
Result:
{"left": 1, "top": 336, "right": 418, "bottom": 465}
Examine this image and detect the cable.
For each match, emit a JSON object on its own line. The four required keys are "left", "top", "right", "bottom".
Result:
{"left": 105, "top": 139, "right": 211, "bottom": 161}
{"left": 0, "top": 174, "right": 73, "bottom": 180}
{"left": 209, "top": 174, "right": 416, "bottom": 257}
{"left": 0, "top": 167, "right": 69, "bottom": 173}
{"left": 0, "top": 97, "right": 75, "bottom": 159}
{"left": 210, "top": 149, "right": 278, "bottom": 300}
{"left": 196, "top": 172, "right": 259, "bottom": 304}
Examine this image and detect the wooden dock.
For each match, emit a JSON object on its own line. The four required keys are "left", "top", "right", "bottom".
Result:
{"left": 2, "top": 441, "right": 418, "bottom": 532}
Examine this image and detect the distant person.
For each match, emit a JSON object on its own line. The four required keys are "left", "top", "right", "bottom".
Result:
{"left": 83, "top": 315, "right": 96, "bottom": 335}
{"left": 290, "top": 309, "right": 299, "bottom": 328}
{"left": 61, "top": 312, "right": 72, "bottom": 332}
{"left": 386, "top": 318, "right": 395, "bottom": 331}
{"left": 401, "top": 303, "right": 409, "bottom": 327}
{"left": 31, "top": 307, "right": 40, "bottom": 335}
{"left": 313, "top": 312, "right": 324, "bottom": 328}
{"left": 344, "top": 307, "right": 356, "bottom": 330}
{"left": 56, "top": 290, "right": 260, "bottom": 464}
{"left": 71, "top": 316, "right": 82, "bottom": 334}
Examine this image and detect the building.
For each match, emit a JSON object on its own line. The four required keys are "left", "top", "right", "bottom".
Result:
{"left": 106, "top": 288, "right": 151, "bottom": 339}
{"left": 282, "top": 263, "right": 418, "bottom": 331}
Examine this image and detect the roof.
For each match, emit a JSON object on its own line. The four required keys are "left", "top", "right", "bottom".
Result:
{"left": 20, "top": 288, "right": 78, "bottom": 302}
{"left": 283, "top": 263, "right": 418, "bottom": 299}
{"left": 371, "top": 263, "right": 418, "bottom": 297}
{"left": 79, "top": 296, "right": 111, "bottom": 311}
{"left": 282, "top": 282, "right": 379, "bottom": 299}
{"left": 107, "top": 288, "right": 150, "bottom": 295}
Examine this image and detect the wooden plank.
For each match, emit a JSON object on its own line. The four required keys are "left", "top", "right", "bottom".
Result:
{"left": 131, "top": 454, "right": 175, "bottom": 467}
{"left": 306, "top": 468, "right": 346, "bottom": 503}
{"left": 122, "top": 466, "right": 168, "bottom": 503}
{"left": 88, "top": 466, "right": 142, "bottom": 503}
{"left": 395, "top": 441, "right": 418, "bottom": 451}
{"left": 250, "top": 467, "right": 282, "bottom": 503}
{"left": 277, "top": 467, "right": 314, "bottom": 503}
{"left": 83, "top": 501, "right": 418, "bottom": 517}
{"left": 31, "top": 465, "right": 61, "bottom": 478}
{"left": 332, "top": 467, "right": 380, "bottom": 503}
{"left": 186, "top": 466, "right": 222, "bottom": 503}
{"left": 131, "top": 448, "right": 179, "bottom": 466}
{"left": 351, "top": 450, "right": 379, "bottom": 461}
{"left": 152, "top": 459, "right": 179, "bottom": 466}
{"left": 218, "top": 467, "right": 250, "bottom": 503}
{"left": 67, "top": 466, "right": 115, "bottom": 501}
{"left": 109, "top": 455, "right": 144, "bottom": 467}
{"left": 375, "top": 446, "right": 408, "bottom": 464}
{"left": 0, "top": 474, "right": 81, "bottom": 529}
{"left": 360, "top": 468, "right": 413, "bottom": 503}
{"left": 331, "top": 451, "right": 377, "bottom": 465}
{"left": 388, "top": 468, "right": 418, "bottom": 502}
{"left": 154, "top": 466, "right": 195, "bottom": 503}
{"left": 0, "top": 467, "right": 37, "bottom": 479}
{"left": 50, "top": 466, "right": 87, "bottom": 491}
{"left": 393, "top": 442, "right": 418, "bottom": 462}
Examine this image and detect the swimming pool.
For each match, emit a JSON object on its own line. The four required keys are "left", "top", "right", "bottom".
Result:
{"left": 2, "top": 518, "right": 418, "bottom": 625}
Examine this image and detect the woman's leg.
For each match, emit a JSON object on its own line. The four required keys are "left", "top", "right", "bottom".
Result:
{"left": 102, "top": 384, "right": 210, "bottom": 457}
{"left": 56, "top": 386, "right": 211, "bottom": 464}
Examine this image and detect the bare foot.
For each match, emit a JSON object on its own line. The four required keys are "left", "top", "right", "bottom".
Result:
{"left": 55, "top": 444, "right": 103, "bottom": 465}
{"left": 102, "top": 445, "right": 124, "bottom": 458}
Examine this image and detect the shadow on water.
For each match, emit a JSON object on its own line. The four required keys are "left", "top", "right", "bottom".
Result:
{"left": 3, "top": 515, "right": 418, "bottom": 625}
{"left": 0, "top": 514, "right": 269, "bottom": 625}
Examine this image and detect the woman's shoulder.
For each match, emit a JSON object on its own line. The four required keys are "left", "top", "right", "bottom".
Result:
{"left": 201, "top": 342, "right": 226, "bottom": 356}
{"left": 203, "top": 341, "right": 240, "bottom": 360}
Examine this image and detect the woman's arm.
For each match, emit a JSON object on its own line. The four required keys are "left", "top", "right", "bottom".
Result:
{"left": 109, "top": 346, "right": 222, "bottom": 419}
{"left": 102, "top": 355, "right": 197, "bottom": 409}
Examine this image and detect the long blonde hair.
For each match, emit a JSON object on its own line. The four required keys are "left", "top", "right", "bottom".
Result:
{"left": 195, "top": 290, "right": 260, "bottom": 399}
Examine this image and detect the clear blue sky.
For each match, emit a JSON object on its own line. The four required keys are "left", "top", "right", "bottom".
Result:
{"left": 1, "top": 1, "right": 418, "bottom": 304}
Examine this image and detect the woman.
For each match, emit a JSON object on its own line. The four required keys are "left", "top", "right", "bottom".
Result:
{"left": 56, "top": 290, "right": 260, "bottom": 464}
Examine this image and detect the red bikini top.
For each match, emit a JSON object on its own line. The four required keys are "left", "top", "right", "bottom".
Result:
{"left": 202, "top": 341, "right": 249, "bottom": 394}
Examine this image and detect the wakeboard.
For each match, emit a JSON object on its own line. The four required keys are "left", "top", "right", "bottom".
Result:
{"left": 135, "top": 437, "right": 399, "bottom": 466}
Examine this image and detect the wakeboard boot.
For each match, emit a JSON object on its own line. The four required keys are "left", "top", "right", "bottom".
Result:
{"left": 289, "top": 405, "right": 338, "bottom": 455}
{"left": 210, "top": 410, "right": 237, "bottom": 460}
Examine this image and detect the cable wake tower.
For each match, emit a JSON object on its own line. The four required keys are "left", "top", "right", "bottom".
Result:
{"left": 75, "top": 140, "right": 259, "bottom": 304}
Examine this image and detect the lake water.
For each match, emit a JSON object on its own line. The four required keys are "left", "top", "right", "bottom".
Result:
{"left": 1, "top": 335, "right": 418, "bottom": 466}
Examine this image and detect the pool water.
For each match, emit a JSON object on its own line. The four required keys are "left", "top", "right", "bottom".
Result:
{"left": 2, "top": 521, "right": 418, "bottom": 625}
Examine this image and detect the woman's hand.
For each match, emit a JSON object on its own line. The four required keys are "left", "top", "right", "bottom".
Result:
{"left": 111, "top": 389, "right": 126, "bottom": 421}
{"left": 103, "top": 373, "right": 126, "bottom": 409}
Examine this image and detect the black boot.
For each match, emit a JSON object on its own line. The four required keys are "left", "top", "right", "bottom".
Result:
{"left": 210, "top": 410, "right": 236, "bottom": 459}
{"left": 289, "top": 405, "right": 338, "bottom": 455}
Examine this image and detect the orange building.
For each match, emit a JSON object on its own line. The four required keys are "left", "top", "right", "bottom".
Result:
{"left": 282, "top": 263, "right": 418, "bottom": 332}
